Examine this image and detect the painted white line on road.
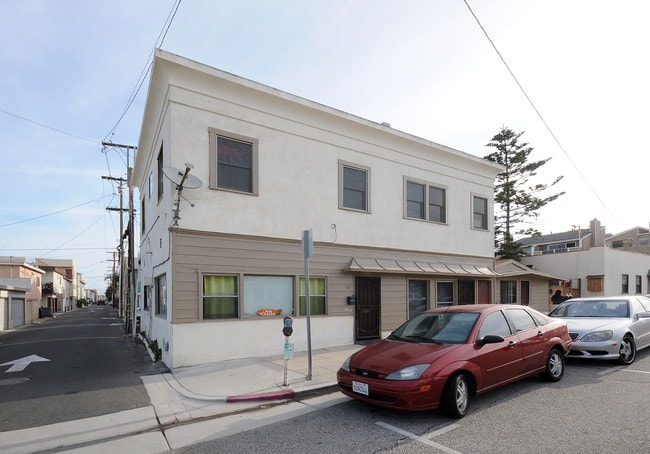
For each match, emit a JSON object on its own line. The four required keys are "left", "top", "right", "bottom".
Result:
{"left": 376, "top": 421, "right": 463, "bottom": 454}
{"left": 621, "top": 368, "right": 650, "bottom": 375}
{"left": 598, "top": 367, "right": 623, "bottom": 376}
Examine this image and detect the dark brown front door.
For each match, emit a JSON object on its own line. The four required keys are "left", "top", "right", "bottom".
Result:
{"left": 458, "top": 280, "right": 475, "bottom": 304}
{"left": 355, "top": 277, "right": 381, "bottom": 340}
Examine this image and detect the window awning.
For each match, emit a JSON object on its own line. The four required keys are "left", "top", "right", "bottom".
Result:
{"left": 343, "top": 258, "right": 499, "bottom": 277}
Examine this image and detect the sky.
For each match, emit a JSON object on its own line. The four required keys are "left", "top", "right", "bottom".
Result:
{"left": 1, "top": 0, "right": 649, "bottom": 293}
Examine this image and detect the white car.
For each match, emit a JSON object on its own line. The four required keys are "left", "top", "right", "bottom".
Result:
{"left": 548, "top": 296, "right": 650, "bottom": 364}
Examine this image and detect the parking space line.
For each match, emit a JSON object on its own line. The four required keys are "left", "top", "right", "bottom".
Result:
{"left": 598, "top": 367, "right": 623, "bottom": 376}
{"left": 621, "top": 369, "right": 650, "bottom": 375}
{"left": 376, "top": 421, "right": 463, "bottom": 454}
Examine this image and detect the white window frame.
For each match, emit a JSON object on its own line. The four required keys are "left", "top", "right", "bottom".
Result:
{"left": 339, "top": 161, "right": 370, "bottom": 213}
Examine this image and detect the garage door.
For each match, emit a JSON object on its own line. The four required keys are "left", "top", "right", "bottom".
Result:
{"left": 10, "top": 297, "right": 25, "bottom": 328}
{"left": 0, "top": 298, "right": 6, "bottom": 330}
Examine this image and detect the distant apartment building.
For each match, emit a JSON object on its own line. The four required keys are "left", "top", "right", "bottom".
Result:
{"left": 0, "top": 256, "right": 44, "bottom": 329}
{"left": 519, "top": 219, "right": 650, "bottom": 299}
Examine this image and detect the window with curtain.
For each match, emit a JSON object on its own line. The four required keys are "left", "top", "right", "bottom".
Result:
{"left": 408, "top": 280, "right": 428, "bottom": 318}
{"left": 244, "top": 276, "right": 293, "bottom": 317}
{"left": 299, "top": 277, "right": 326, "bottom": 315}
{"left": 203, "top": 275, "right": 238, "bottom": 319}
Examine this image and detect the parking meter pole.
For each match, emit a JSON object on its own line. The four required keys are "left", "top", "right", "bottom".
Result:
{"left": 282, "top": 316, "right": 293, "bottom": 387}
{"left": 283, "top": 335, "right": 289, "bottom": 386}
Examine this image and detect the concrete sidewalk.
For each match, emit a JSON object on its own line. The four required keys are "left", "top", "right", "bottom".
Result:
{"left": 144, "top": 344, "right": 363, "bottom": 426}
{"left": 0, "top": 344, "right": 363, "bottom": 453}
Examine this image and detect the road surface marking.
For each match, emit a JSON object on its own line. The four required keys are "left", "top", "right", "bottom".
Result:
{"left": 376, "top": 421, "right": 463, "bottom": 453}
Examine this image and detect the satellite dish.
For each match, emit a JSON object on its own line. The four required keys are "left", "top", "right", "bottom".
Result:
{"left": 163, "top": 165, "right": 202, "bottom": 189}
{"left": 162, "top": 163, "right": 202, "bottom": 226}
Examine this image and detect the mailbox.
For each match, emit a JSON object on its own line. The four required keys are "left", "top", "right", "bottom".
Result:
{"left": 282, "top": 316, "right": 293, "bottom": 337}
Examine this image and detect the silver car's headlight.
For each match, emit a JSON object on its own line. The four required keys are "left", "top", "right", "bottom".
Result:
{"left": 581, "top": 330, "right": 613, "bottom": 342}
{"left": 385, "top": 364, "right": 430, "bottom": 380}
{"left": 341, "top": 356, "right": 351, "bottom": 372}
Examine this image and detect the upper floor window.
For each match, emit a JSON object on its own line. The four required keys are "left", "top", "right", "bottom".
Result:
{"left": 339, "top": 161, "right": 369, "bottom": 212}
{"left": 404, "top": 179, "right": 446, "bottom": 223}
{"left": 612, "top": 239, "right": 633, "bottom": 248}
{"left": 157, "top": 145, "right": 164, "bottom": 200}
{"left": 209, "top": 128, "right": 258, "bottom": 194}
{"left": 472, "top": 195, "right": 488, "bottom": 230}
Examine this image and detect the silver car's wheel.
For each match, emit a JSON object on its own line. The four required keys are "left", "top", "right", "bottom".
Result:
{"left": 618, "top": 335, "right": 636, "bottom": 365}
{"left": 442, "top": 373, "right": 470, "bottom": 418}
{"left": 542, "top": 348, "right": 565, "bottom": 382}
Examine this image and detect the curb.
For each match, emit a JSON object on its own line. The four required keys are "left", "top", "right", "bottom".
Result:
{"left": 226, "top": 389, "right": 295, "bottom": 403}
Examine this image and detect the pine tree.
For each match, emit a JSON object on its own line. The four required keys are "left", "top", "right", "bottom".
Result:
{"left": 484, "top": 127, "right": 564, "bottom": 260}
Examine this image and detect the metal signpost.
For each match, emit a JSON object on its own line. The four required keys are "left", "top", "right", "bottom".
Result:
{"left": 302, "top": 229, "right": 313, "bottom": 380}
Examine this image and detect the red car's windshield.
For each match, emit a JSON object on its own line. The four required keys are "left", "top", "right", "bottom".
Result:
{"left": 388, "top": 312, "right": 479, "bottom": 344}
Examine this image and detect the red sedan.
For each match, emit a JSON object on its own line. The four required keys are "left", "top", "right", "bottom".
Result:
{"left": 337, "top": 304, "right": 572, "bottom": 418}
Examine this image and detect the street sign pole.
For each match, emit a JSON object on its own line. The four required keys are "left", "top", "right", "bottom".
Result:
{"left": 302, "top": 229, "right": 313, "bottom": 380}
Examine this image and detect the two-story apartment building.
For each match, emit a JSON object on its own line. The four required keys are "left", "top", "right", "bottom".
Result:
{"left": 35, "top": 258, "right": 79, "bottom": 312}
{"left": 133, "top": 50, "right": 502, "bottom": 368}
{"left": 0, "top": 256, "right": 45, "bottom": 328}
{"left": 519, "top": 218, "right": 650, "bottom": 299}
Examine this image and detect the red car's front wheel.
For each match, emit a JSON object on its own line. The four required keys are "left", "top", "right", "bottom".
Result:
{"left": 442, "top": 373, "right": 470, "bottom": 418}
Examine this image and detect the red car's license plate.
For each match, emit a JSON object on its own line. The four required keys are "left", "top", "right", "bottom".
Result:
{"left": 352, "top": 380, "right": 369, "bottom": 395}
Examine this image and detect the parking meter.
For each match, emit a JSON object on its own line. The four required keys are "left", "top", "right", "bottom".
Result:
{"left": 283, "top": 316, "right": 293, "bottom": 337}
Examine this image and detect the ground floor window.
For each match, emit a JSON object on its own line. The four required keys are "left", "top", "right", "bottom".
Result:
{"left": 155, "top": 274, "right": 167, "bottom": 316}
{"left": 300, "top": 277, "right": 326, "bottom": 315}
{"left": 408, "top": 280, "right": 428, "bottom": 318}
{"left": 436, "top": 281, "right": 454, "bottom": 307}
{"left": 521, "top": 280, "right": 530, "bottom": 306}
{"left": 244, "top": 276, "right": 293, "bottom": 317}
{"left": 203, "top": 275, "right": 239, "bottom": 319}
{"left": 143, "top": 285, "right": 150, "bottom": 311}
{"left": 500, "top": 280, "right": 517, "bottom": 304}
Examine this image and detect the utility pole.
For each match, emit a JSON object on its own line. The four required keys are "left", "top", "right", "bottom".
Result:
{"left": 104, "top": 176, "right": 126, "bottom": 317}
{"left": 102, "top": 141, "right": 137, "bottom": 338}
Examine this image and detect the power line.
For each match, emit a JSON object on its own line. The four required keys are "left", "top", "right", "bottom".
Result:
{"left": 0, "top": 107, "right": 98, "bottom": 144}
{"left": 463, "top": 0, "right": 617, "bottom": 224}
{"left": 0, "top": 197, "right": 108, "bottom": 228}
{"left": 103, "top": 0, "right": 183, "bottom": 141}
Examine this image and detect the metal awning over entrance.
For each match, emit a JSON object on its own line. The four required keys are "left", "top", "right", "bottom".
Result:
{"left": 342, "top": 258, "right": 499, "bottom": 277}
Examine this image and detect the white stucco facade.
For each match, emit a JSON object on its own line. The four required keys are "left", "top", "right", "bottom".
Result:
{"left": 134, "top": 50, "right": 502, "bottom": 368}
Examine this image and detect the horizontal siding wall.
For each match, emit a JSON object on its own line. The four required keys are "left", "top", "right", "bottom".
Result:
{"left": 171, "top": 229, "right": 495, "bottom": 329}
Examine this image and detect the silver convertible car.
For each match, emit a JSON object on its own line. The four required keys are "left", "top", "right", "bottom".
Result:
{"left": 548, "top": 296, "right": 650, "bottom": 364}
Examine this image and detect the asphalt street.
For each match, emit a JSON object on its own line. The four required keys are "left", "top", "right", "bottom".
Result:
{"left": 0, "top": 305, "right": 168, "bottom": 431}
